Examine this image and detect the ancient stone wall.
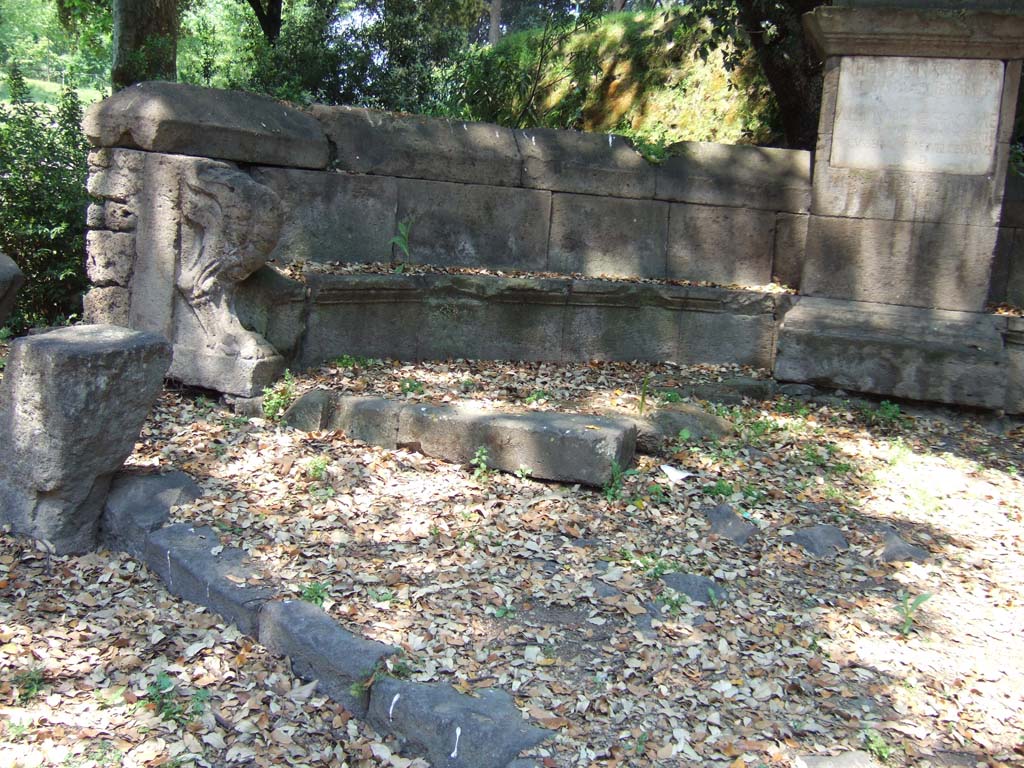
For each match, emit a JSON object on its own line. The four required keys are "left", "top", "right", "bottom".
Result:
{"left": 82, "top": 82, "right": 810, "bottom": 396}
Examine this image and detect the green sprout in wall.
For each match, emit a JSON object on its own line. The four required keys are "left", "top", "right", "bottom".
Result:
{"left": 390, "top": 215, "right": 416, "bottom": 260}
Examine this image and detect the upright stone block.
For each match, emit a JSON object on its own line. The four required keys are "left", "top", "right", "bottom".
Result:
{"left": 0, "top": 326, "right": 171, "bottom": 554}
{"left": 0, "top": 252, "right": 24, "bottom": 327}
{"left": 667, "top": 204, "right": 776, "bottom": 286}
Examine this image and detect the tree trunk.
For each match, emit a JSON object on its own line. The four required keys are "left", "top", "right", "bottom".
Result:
{"left": 111, "top": 0, "right": 178, "bottom": 91}
{"left": 245, "top": 0, "right": 284, "bottom": 44}
{"left": 735, "top": 0, "right": 822, "bottom": 149}
{"left": 608, "top": 0, "right": 627, "bottom": 11}
{"left": 489, "top": 0, "right": 503, "bottom": 45}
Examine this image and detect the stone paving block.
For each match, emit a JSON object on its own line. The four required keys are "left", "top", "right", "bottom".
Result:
{"left": 0, "top": 326, "right": 170, "bottom": 554}
{"left": 84, "top": 82, "right": 328, "bottom": 168}
{"left": 660, "top": 572, "right": 728, "bottom": 605}
{"left": 0, "top": 252, "right": 24, "bottom": 327}
{"left": 516, "top": 128, "right": 656, "bottom": 198}
{"left": 259, "top": 599, "right": 397, "bottom": 718}
{"left": 282, "top": 389, "right": 335, "bottom": 432}
{"left": 785, "top": 524, "right": 849, "bottom": 558}
{"left": 703, "top": 503, "right": 757, "bottom": 545}
{"left": 310, "top": 105, "right": 523, "bottom": 187}
{"left": 144, "top": 525, "right": 276, "bottom": 636}
{"left": 549, "top": 194, "right": 667, "bottom": 279}
{"left": 398, "top": 403, "right": 636, "bottom": 487}
{"left": 327, "top": 396, "right": 404, "bottom": 448}
{"left": 83, "top": 286, "right": 131, "bottom": 326}
{"left": 367, "top": 677, "right": 549, "bottom": 768}
{"left": 100, "top": 470, "right": 202, "bottom": 558}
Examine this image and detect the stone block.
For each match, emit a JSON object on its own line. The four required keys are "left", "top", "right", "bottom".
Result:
{"left": 667, "top": 204, "right": 775, "bottom": 285}
{"left": 659, "top": 572, "right": 727, "bottom": 604}
{"left": 516, "top": 128, "right": 656, "bottom": 198}
{"left": 84, "top": 82, "right": 329, "bottom": 169}
{"left": 397, "top": 403, "right": 636, "bottom": 486}
{"left": 655, "top": 142, "right": 811, "bottom": 213}
{"left": 772, "top": 213, "right": 808, "bottom": 288}
{"left": 0, "top": 326, "right": 171, "bottom": 554}
{"left": 775, "top": 297, "right": 1009, "bottom": 409}
{"left": 564, "top": 289, "right": 679, "bottom": 363}
{"left": 418, "top": 280, "right": 568, "bottom": 363}
{"left": 99, "top": 470, "right": 202, "bottom": 558}
{"left": 282, "top": 389, "right": 334, "bottom": 431}
{"left": 251, "top": 168, "right": 397, "bottom": 265}
{"left": 328, "top": 396, "right": 404, "bottom": 448}
{"left": 367, "top": 677, "right": 549, "bottom": 768}
{"left": 309, "top": 105, "right": 522, "bottom": 187}
{"left": 396, "top": 179, "right": 550, "bottom": 271}
{"left": 1006, "top": 230, "right": 1024, "bottom": 308}
{"left": 259, "top": 600, "right": 397, "bottom": 718}
{"left": 144, "top": 525, "right": 276, "bottom": 636}
{"left": 802, "top": 215, "right": 999, "bottom": 312}
{"left": 168, "top": 345, "right": 284, "bottom": 400}
{"left": 1006, "top": 318, "right": 1024, "bottom": 414}
{"left": 1002, "top": 169, "right": 1024, "bottom": 229}
{"left": 84, "top": 286, "right": 131, "bottom": 326}
{"left": 784, "top": 524, "right": 849, "bottom": 558}
{"left": 301, "top": 274, "right": 422, "bottom": 366}
{"left": 549, "top": 194, "right": 667, "bottom": 279}
{"left": 86, "top": 203, "right": 105, "bottom": 228}
{"left": 86, "top": 230, "right": 135, "bottom": 286}
{"left": 703, "top": 503, "right": 757, "bottom": 545}
{"left": 804, "top": 7, "right": 1024, "bottom": 59}
{"left": 234, "top": 267, "right": 308, "bottom": 362}
{"left": 87, "top": 148, "right": 144, "bottom": 202}
{"left": 678, "top": 309, "right": 777, "bottom": 369}
{"left": 0, "top": 252, "right": 24, "bottom": 328}
{"left": 579, "top": 400, "right": 733, "bottom": 454}
{"left": 104, "top": 202, "right": 138, "bottom": 232}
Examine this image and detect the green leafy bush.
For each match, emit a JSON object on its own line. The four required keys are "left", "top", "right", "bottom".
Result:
{"left": 0, "top": 67, "right": 89, "bottom": 332}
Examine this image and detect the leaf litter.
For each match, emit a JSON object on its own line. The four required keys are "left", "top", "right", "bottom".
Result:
{"left": 2, "top": 358, "right": 1023, "bottom": 768}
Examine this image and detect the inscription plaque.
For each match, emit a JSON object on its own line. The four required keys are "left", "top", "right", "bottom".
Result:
{"left": 831, "top": 56, "right": 1004, "bottom": 175}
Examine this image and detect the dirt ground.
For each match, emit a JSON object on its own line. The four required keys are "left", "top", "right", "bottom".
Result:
{"left": 2, "top": 358, "right": 1022, "bottom": 768}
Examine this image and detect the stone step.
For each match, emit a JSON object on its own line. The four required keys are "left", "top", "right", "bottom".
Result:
{"left": 283, "top": 394, "right": 638, "bottom": 487}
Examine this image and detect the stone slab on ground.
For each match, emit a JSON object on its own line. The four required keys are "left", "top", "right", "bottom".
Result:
{"left": 0, "top": 252, "right": 24, "bottom": 327}
{"left": 327, "top": 396, "right": 404, "bottom": 449}
{"left": 796, "top": 751, "right": 880, "bottom": 768}
{"left": 703, "top": 503, "right": 757, "bottom": 545}
{"left": 144, "top": 524, "right": 276, "bottom": 636}
{"left": 775, "top": 297, "right": 1010, "bottom": 411}
{"left": 282, "top": 389, "right": 335, "bottom": 432}
{"left": 584, "top": 400, "right": 734, "bottom": 453}
{"left": 84, "top": 82, "right": 329, "bottom": 169}
{"left": 0, "top": 325, "right": 171, "bottom": 554}
{"left": 398, "top": 403, "right": 637, "bottom": 487}
{"left": 660, "top": 572, "right": 728, "bottom": 605}
{"left": 882, "top": 532, "right": 929, "bottom": 563}
{"left": 367, "top": 677, "right": 549, "bottom": 768}
{"left": 309, "top": 105, "right": 523, "bottom": 188}
{"left": 785, "top": 524, "right": 849, "bottom": 558}
{"left": 259, "top": 599, "right": 398, "bottom": 718}
{"left": 99, "top": 470, "right": 202, "bottom": 558}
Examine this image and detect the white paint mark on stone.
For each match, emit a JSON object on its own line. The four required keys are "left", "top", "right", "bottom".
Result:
{"left": 389, "top": 693, "right": 401, "bottom": 721}
{"left": 608, "top": 134, "right": 613, "bottom": 147}
{"left": 450, "top": 726, "right": 462, "bottom": 759}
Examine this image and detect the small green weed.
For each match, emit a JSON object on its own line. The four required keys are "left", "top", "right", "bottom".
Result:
{"left": 400, "top": 378, "right": 424, "bottom": 395}
{"left": 6, "top": 720, "right": 30, "bottom": 740}
{"left": 646, "top": 483, "right": 667, "bottom": 504}
{"left": 144, "top": 673, "right": 209, "bottom": 726}
{"left": 310, "top": 485, "right": 336, "bottom": 502}
{"left": 776, "top": 397, "right": 811, "bottom": 417}
{"left": 524, "top": 389, "right": 551, "bottom": 405}
{"left": 637, "top": 374, "right": 651, "bottom": 416}
{"left": 659, "top": 588, "right": 689, "bottom": 615}
{"left": 493, "top": 604, "right": 517, "bottom": 618}
{"left": 261, "top": 370, "right": 296, "bottom": 421}
{"left": 306, "top": 455, "right": 330, "bottom": 481}
{"left": 12, "top": 668, "right": 45, "bottom": 704}
{"left": 62, "top": 740, "right": 124, "bottom": 767}
{"left": 703, "top": 478, "right": 734, "bottom": 498}
{"left": 367, "top": 587, "right": 396, "bottom": 603}
{"left": 621, "top": 550, "right": 674, "bottom": 579}
{"left": 863, "top": 400, "right": 906, "bottom": 429}
{"left": 301, "top": 582, "right": 328, "bottom": 606}
{"left": 515, "top": 465, "right": 533, "bottom": 480}
{"left": 673, "top": 428, "right": 693, "bottom": 451}
{"left": 658, "top": 389, "right": 683, "bottom": 403}
{"left": 602, "top": 461, "right": 638, "bottom": 502}
{"left": 390, "top": 215, "right": 416, "bottom": 259}
{"left": 470, "top": 446, "right": 491, "bottom": 483}
{"left": 896, "top": 591, "right": 932, "bottom": 636}
{"left": 862, "top": 728, "right": 892, "bottom": 762}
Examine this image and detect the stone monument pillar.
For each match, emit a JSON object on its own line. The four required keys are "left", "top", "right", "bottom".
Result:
{"left": 776, "top": 3, "right": 1024, "bottom": 412}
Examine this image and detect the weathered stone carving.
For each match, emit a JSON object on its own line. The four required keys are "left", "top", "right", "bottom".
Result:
{"left": 168, "top": 160, "right": 287, "bottom": 396}
{"left": 0, "top": 252, "right": 24, "bottom": 327}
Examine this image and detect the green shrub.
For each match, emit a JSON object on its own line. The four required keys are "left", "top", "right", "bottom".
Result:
{"left": 262, "top": 369, "right": 296, "bottom": 420}
{"left": 0, "top": 68, "right": 90, "bottom": 332}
